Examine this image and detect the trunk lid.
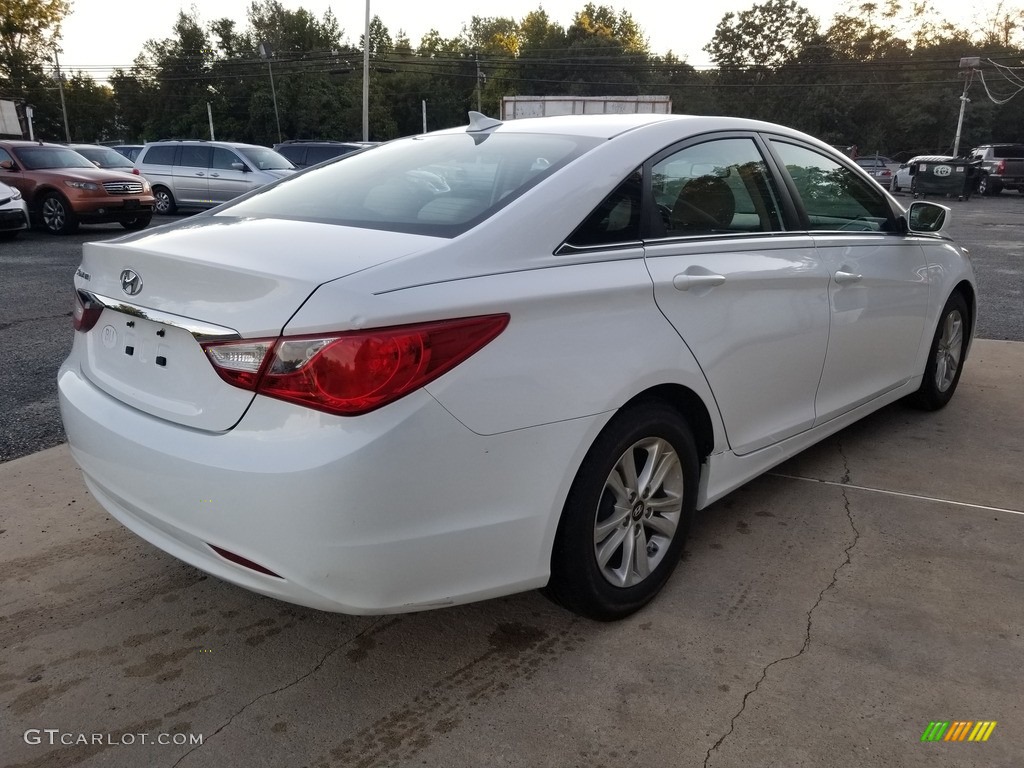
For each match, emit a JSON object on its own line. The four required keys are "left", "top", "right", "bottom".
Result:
{"left": 73, "top": 215, "right": 432, "bottom": 430}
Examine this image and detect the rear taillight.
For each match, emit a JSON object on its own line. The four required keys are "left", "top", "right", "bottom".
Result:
{"left": 201, "top": 314, "right": 509, "bottom": 416}
{"left": 72, "top": 291, "right": 103, "bottom": 332}
{"left": 995, "top": 160, "right": 1006, "bottom": 174}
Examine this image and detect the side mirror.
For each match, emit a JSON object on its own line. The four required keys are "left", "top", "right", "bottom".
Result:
{"left": 906, "top": 201, "right": 949, "bottom": 233}
{"left": 231, "top": 161, "right": 247, "bottom": 172}
{"left": 0, "top": 159, "right": 13, "bottom": 170}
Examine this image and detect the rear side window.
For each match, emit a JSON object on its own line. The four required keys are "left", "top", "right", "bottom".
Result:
{"left": 221, "top": 133, "right": 598, "bottom": 237}
{"left": 276, "top": 146, "right": 304, "bottom": 164}
{"left": 652, "top": 137, "right": 784, "bottom": 237}
{"left": 142, "top": 145, "right": 176, "bottom": 165}
{"left": 179, "top": 146, "right": 211, "bottom": 168}
{"left": 771, "top": 141, "right": 893, "bottom": 232}
{"left": 307, "top": 146, "right": 351, "bottom": 164}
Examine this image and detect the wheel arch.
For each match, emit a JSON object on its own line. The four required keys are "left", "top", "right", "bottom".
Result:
{"left": 951, "top": 279, "right": 976, "bottom": 356}
{"left": 620, "top": 383, "right": 716, "bottom": 464}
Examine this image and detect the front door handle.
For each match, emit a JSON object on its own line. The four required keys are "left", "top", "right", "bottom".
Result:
{"left": 834, "top": 270, "right": 863, "bottom": 284}
{"left": 673, "top": 273, "right": 726, "bottom": 291}
{"left": 210, "top": 173, "right": 220, "bottom": 178}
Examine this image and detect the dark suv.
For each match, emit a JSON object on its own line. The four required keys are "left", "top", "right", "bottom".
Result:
{"left": 273, "top": 140, "right": 376, "bottom": 168}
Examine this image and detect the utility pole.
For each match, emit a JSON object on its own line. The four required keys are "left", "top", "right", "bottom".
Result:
{"left": 475, "top": 56, "right": 484, "bottom": 112}
{"left": 53, "top": 50, "right": 70, "bottom": 142}
{"left": 363, "top": 0, "right": 370, "bottom": 142}
{"left": 953, "top": 57, "right": 980, "bottom": 157}
{"left": 259, "top": 42, "right": 282, "bottom": 144}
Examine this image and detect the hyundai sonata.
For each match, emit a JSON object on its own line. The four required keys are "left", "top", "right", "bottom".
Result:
{"left": 59, "top": 113, "right": 975, "bottom": 620}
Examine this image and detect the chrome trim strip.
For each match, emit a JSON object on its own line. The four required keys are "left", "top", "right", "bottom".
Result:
{"left": 80, "top": 291, "right": 241, "bottom": 341}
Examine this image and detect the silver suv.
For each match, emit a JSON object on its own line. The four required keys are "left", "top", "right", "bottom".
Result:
{"left": 134, "top": 140, "right": 295, "bottom": 214}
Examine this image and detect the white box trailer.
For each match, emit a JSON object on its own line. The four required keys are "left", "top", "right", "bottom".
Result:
{"left": 501, "top": 95, "right": 671, "bottom": 120}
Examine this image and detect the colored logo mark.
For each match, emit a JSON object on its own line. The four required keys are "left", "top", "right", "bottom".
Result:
{"left": 921, "top": 721, "right": 997, "bottom": 742}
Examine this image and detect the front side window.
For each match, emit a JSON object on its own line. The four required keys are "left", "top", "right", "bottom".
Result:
{"left": 771, "top": 141, "right": 894, "bottom": 232}
{"left": 652, "top": 137, "right": 784, "bottom": 237}
{"left": 211, "top": 148, "right": 241, "bottom": 171}
{"left": 222, "top": 132, "right": 598, "bottom": 237}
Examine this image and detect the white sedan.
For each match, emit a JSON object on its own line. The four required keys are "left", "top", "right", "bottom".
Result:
{"left": 0, "top": 179, "right": 29, "bottom": 238}
{"left": 59, "top": 113, "right": 976, "bottom": 620}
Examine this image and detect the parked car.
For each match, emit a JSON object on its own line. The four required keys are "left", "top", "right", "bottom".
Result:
{"left": 0, "top": 140, "right": 155, "bottom": 234}
{"left": 967, "top": 143, "right": 1024, "bottom": 195}
{"left": 891, "top": 155, "right": 955, "bottom": 194}
{"left": 59, "top": 113, "right": 975, "bottom": 621}
{"left": 0, "top": 178, "right": 30, "bottom": 239}
{"left": 111, "top": 145, "right": 145, "bottom": 162}
{"left": 273, "top": 139, "right": 377, "bottom": 168}
{"left": 69, "top": 144, "right": 139, "bottom": 174}
{"left": 134, "top": 140, "right": 296, "bottom": 214}
{"left": 854, "top": 154, "right": 895, "bottom": 186}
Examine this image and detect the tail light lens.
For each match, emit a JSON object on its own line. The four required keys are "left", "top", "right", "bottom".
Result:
{"left": 202, "top": 314, "right": 509, "bottom": 416}
{"left": 72, "top": 291, "right": 103, "bottom": 332}
{"left": 995, "top": 160, "right": 1006, "bottom": 174}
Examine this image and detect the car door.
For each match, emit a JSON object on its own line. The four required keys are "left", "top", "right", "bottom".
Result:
{"left": 768, "top": 139, "right": 929, "bottom": 424}
{"left": 175, "top": 145, "right": 211, "bottom": 206}
{"left": 642, "top": 135, "right": 832, "bottom": 455}
{"left": 208, "top": 147, "right": 252, "bottom": 204}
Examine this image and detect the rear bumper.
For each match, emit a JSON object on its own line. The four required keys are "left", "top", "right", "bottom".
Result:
{"left": 58, "top": 360, "right": 595, "bottom": 614}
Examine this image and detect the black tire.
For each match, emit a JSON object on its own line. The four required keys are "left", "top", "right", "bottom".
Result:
{"left": 545, "top": 402, "right": 699, "bottom": 621}
{"left": 120, "top": 213, "right": 153, "bottom": 231}
{"left": 977, "top": 175, "right": 999, "bottom": 196}
{"left": 153, "top": 186, "right": 177, "bottom": 215}
{"left": 908, "top": 292, "right": 969, "bottom": 411}
{"left": 890, "top": 178, "right": 900, "bottom": 193}
{"left": 38, "top": 192, "right": 79, "bottom": 234}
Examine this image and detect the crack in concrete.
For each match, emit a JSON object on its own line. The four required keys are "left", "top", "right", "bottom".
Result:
{"left": 168, "top": 616, "right": 393, "bottom": 768}
{"left": 704, "top": 442, "right": 860, "bottom": 768}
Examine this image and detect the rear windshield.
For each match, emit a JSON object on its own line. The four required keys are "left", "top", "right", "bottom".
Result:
{"left": 15, "top": 147, "right": 95, "bottom": 170}
{"left": 221, "top": 132, "right": 598, "bottom": 237}
{"left": 74, "top": 147, "right": 134, "bottom": 169}
{"left": 992, "top": 146, "right": 1024, "bottom": 158}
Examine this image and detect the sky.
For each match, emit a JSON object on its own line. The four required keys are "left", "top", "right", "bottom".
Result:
{"left": 57, "top": 0, "right": 1003, "bottom": 80}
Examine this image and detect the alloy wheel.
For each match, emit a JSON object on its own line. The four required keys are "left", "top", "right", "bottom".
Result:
{"left": 934, "top": 309, "right": 963, "bottom": 393}
{"left": 593, "top": 437, "right": 683, "bottom": 588}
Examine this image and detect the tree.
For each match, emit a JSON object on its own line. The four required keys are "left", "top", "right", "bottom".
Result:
{"left": 704, "top": 0, "right": 820, "bottom": 71}
{"left": 0, "top": 0, "right": 72, "bottom": 139}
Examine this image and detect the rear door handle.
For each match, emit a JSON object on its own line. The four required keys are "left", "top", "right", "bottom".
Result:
{"left": 834, "top": 270, "right": 863, "bottom": 284}
{"left": 673, "top": 274, "right": 726, "bottom": 291}
{"left": 210, "top": 173, "right": 220, "bottom": 178}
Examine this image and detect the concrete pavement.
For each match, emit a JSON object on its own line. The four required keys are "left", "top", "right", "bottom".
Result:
{"left": 1, "top": 340, "right": 1021, "bottom": 768}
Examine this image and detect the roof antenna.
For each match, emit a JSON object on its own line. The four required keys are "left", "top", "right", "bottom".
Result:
{"left": 467, "top": 111, "right": 502, "bottom": 132}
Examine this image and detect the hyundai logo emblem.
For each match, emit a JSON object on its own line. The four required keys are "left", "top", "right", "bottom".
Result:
{"left": 120, "top": 269, "right": 143, "bottom": 296}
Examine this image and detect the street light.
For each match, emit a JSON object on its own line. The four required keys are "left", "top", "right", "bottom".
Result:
{"left": 259, "top": 41, "right": 282, "bottom": 144}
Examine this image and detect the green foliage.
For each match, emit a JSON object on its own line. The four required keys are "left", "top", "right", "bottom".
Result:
{"left": 5, "top": 0, "right": 1024, "bottom": 156}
